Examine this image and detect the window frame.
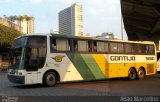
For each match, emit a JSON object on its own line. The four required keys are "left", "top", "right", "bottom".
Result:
{"left": 49, "top": 36, "right": 155, "bottom": 55}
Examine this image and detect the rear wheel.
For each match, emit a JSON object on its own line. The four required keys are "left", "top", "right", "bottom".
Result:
{"left": 128, "top": 68, "right": 137, "bottom": 80}
{"left": 137, "top": 68, "right": 145, "bottom": 80}
{"left": 44, "top": 72, "right": 57, "bottom": 87}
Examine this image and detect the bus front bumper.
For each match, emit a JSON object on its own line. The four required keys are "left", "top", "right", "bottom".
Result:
{"left": 8, "top": 75, "right": 25, "bottom": 84}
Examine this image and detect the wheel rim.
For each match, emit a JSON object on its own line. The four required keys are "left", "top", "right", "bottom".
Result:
{"left": 129, "top": 70, "right": 136, "bottom": 79}
{"left": 46, "top": 74, "right": 55, "bottom": 85}
{"left": 138, "top": 69, "right": 144, "bottom": 79}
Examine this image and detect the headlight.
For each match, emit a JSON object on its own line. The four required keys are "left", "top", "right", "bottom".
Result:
{"left": 15, "top": 70, "right": 18, "bottom": 74}
{"left": 19, "top": 72, "right": 22, "bottom": 75}
{"left": 8, "top": 69, "right": 15, "bottom": 74}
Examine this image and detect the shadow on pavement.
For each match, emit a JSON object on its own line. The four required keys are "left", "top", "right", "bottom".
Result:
{"left": 12, "top": 84, "right": 45, "bottom": 89}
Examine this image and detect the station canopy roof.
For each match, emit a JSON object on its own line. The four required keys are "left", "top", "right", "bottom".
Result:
{"left": 121, "top": 0, "right": 160, "bottom": 41}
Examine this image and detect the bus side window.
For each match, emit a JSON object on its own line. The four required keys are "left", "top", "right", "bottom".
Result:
{"left": 105, "top": 42, "right": 109, "bottom": 52}
{"left": 93, "top": 41, "right": 97, "bottom": 52}
{"left": 110, "top": 43, "right": 118, "bottom": 53}
{"left": 51, "top": 39, "right": 57, "bottom": 51}
{"left": 138, "top": 44, "right": 147, "bottom": 54}
{"left": 148, "top": 45, "right": 154, "bottom": 54}
{"left": 88, "top": 41, "right": 93, "bottom": 52}
{"left": 142, "top": 45, "right": 148, "bottom": 54}
{"left": 78, "top": 40, "right": 88, "bottom": 52}
{"left": 138, "top": 45, "right": 143, "bottom": 54}
{"left": 118, "top": 43, "right": 124, "bottom": 53}
{"left": 68, "top": 40, "right": 72, "bottom": 52}
{"left": 73, "top": 40, "right": 78, "bottom": 52}
{"left": 97, "top": 42, "right": 105, "bottom": 52}
{"left": 132, "top": 44, "right": 137, "bottom": 53}
{"left": 56, "top": 39, "right": 68, "bottom": 51}
{"left": 125, "top": 43, "right": 132, "bottom": 53}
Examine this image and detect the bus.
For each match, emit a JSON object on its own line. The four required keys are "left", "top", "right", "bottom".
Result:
{"left": 8, "top": 33, "right": 157, "bottom": 86}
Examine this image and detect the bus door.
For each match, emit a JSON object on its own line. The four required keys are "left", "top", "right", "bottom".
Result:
{"left": 25, "top": 36, "right": 47, "bottom": 84}
{"left": 25, "top": 47, "right": 47, "bottom": 84}
{"left": 25, "top": 48, "right": 39, "bottom": 84}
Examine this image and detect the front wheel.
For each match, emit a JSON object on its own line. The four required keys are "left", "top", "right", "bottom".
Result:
{"left": 44, "top": 72, "right": 57, "bottom": 87}
{"left": 137, "top": 68, "right": 145, "bottom": 80}
{"left": 128, "top": 68, "right": 137, "bottom": 80}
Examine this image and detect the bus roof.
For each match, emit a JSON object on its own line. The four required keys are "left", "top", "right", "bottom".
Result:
{"left": 16, "top": 33, "right": 155, "bottom": 45}
{"left": 50, "top": 33, "right": 155, "bottom": 45}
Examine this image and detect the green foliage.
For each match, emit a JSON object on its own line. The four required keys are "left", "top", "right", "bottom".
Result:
{"left": 3, "top": 15, "right": 18, "bottom": 22}
{"left": 0, "top": 24, "right": 21, "bottom": 51}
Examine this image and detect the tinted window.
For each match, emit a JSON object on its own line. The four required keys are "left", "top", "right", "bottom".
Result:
{"left": 138, "top": 44, "right": 146, "bottom": 54}
{"left": 73, "top": 40, "right": 78, "bottom": 52}
{"left": 93, "top": 41, "right": 97, "bottom": 52}
{"left": 28, "top": 36, "right": 46, "bottom": 48}
{"left": 50, "top": 38, "right": 70, "bottom": 52}
{"left": 97, "top": 42, "right": 105, "bottom": 52}
{"left": 50, "top": 38, "right": 57, "bottom": 51}
{"left": 125, "top": 43, "right": 132, "bottom": 53}
{"left": 148, "top": 45, "right": 154, "bottom": 54}
{"left": 56, "top": 39, "right": 69, "bottom": 51}
{"left": 118, "top": 43, "right": 124, "bottom": 53}
{"left": 25, "top": 36, "right": 47, "bottom": 70}
{"left": 78, "top": 40, "right": 88, "bottom": 52}
{"left": 13, "top": 37, "right": 27, "bottom": 48}
{"left": 110, "top": 43, "right": 118, "bottom": 52}
{"left": 105, "top": 42, "right": 109, "bottom": 52}
{"left": 88, "top": 41, "right": 93, "bottom": 52}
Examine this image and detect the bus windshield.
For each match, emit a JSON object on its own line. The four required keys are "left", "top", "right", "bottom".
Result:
{"left": 10, "top": 48, "right": 24, "bottom": 69}
{"left": 10, "top": 37, "right": 28, "bottom": 70}
{"left": 9, "top": 36, "right": 47, "bottom": 71}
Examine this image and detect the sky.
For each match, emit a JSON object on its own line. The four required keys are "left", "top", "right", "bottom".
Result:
{"left": 0, "top": 0, "right": 128, "bottom": 39}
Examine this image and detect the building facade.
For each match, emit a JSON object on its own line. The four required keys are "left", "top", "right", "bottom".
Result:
{"left": 19, "top": 15, "right": 34, "bottom": 34}
{"left": 0, "top": 17, "right": 22, "bottom": 32}
{"left": 59, "top": 3, "right": 83, "bottom": 36}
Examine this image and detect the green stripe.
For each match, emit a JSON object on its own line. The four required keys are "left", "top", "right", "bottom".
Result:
{"left": 67, "top": 53, "right": 95, "bottom": 80}
{"left": 81, "top": 54, "right": 105, "bottom": 79}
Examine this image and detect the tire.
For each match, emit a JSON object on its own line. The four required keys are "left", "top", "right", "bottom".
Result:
{"left": 128, "top": 68, "right": 137, "bottom": 80}
{"left": 44, "top": 72, "right": 57, "bottom": 87}
{"left": 137, "top": 68, "right": 145, "bottom": 80}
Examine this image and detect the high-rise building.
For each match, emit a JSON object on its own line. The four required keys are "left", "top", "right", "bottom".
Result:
{"left": 59, "top": 2, "right": 83, "bottom": 36}
{"left": 19, "top": 15, "right": 34, "bottom": 34}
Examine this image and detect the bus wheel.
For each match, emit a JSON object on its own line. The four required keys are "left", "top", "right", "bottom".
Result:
{"left": 137, "top": 68, "right": 145, "bottom": 80}
{"left": 44, "top": 72, "right": 57, "bottom": 87}
{"left": 128, "top": 68, "right": 137, "bottom": 80}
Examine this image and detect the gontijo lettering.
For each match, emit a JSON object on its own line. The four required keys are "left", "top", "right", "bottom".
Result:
{"left": 110, "top": 56, "right": 136, "bottom": 61}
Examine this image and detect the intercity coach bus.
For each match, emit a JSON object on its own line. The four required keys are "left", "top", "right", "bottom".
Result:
{"left": 8, "top": 34, "right": 157, "bottom": 86}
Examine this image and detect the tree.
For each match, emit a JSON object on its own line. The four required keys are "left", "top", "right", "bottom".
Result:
{"left": 3, "top": 15, "right": 18, "bottom": 22}
{"left": 0, "top": 24, "right": 21, "bottom": 53}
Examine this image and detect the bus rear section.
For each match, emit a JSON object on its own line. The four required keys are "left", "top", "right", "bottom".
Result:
{"left": 49, "top": 36, "right": 157, "bottom": 83}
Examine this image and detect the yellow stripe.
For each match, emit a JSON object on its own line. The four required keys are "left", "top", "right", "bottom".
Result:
{"left": 92, "top": 54, "right": 156, "bottom": 78}
{"left": 92, "top": 54, "right": 108, "bottom": 77}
